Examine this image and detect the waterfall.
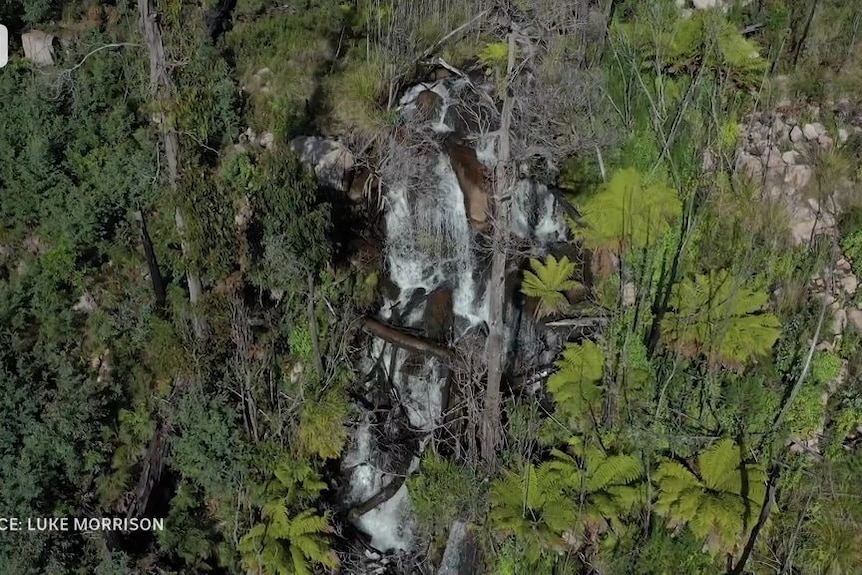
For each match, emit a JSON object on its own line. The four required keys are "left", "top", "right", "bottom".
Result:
{"left": 342, "top": 76, "right": 566, "bottom": 553}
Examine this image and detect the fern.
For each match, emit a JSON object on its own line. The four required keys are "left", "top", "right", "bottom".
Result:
{"left": 295, "top": 390, "right": 349, "bottom": 460}
{"left": 546, "top": 341, "right": 604, "bottom": 428}
{"left": 664, "top": 270, "right": 781, "bottom": 367}
{"left": 543, "top": 438, "right": 644, "bottom": 536}
{"left": 653, "top": 439, "right": 766, "bottom": 556}
{"left": 490, "top": 439, "right": 644, "bottom": 562}
{"left": 490, "top": 464, "right": 570, "bottom": 565}
{"left": 573, "top": 168, "right": 681, "bottom": 250}
{"left": 240, "top": 461, "right": 338, "bottom": 575}
{"left": 521, "top": 255, "right": 581, "bottom": 318}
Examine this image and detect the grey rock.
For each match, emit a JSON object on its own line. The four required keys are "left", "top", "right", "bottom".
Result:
{"left": 291, "top": 136, "right": 355, "bottom": 191}
{"left": 841, "top": 274, "right": 858, "bottom": 296}
{"left": 803, "top": 123, "right": 825, "bottom": 140}
{"left": 22, "top": 31, "right": 56, "bottom": 66}
{"left": 848, "top": 308, "right": 862, "bottom": 332}
{"left": 782, "top": 150, "right": 799, "bottom": 165}
{"left": 838, "top": 128, "right": 849, "bottom": 144}
{"left": 790, "top": 125, "right": 804, "bottom": 143}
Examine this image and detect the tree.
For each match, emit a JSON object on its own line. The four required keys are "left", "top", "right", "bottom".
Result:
{"left": 239, "top": 461, "right": 338, "bottom": 575}
{"left": 574, "top": 168, "right": 681, "bottom": 251}
{"left": 490, "top": 438, "right": 643, "bottom": 564}
{"left": 520, "top": 255, "right": 580, "bottom": 318}
{"left": 653, "top": 438, "right": 767, "bottom": 556}
{"left": 544, "top": 438, "right": 644, "bottom": 537}
{"left": 663, "top": 270, "right": 781, "bottom": 367}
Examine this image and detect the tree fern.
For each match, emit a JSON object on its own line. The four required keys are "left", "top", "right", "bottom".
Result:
{"left": 521, "top": 255, "right": 581, "bottom": 318}
{"left": 240, "top": 461, "right": 338, "bottom": 575}
{"left": 543, "top": 438, "right": 644, "bottom": 536}
{"left": 546, "top": 341, "right": 605, "bottom": 428}
{"left": 573, "top": 168, "right": 681, "bottom": 251}
{"left": 490, "top": 438, "right": 644, "bottom": 562}
{"left": 653, "top": 438, "right": 766, "bottom": 556}
{"left": 664, "top": 270, "right": 781, "bottom": 367}
{"left": 490, "top": 464, "right": 571, "bottom": 565}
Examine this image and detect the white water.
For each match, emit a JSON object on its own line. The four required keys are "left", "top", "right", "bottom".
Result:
{"left": 343, "top": 77, "right": 566, "bottom": 553}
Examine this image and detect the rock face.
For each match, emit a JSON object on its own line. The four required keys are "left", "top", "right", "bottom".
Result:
{"left": 22, "top": 31, "right": 56, "bottom": 66}
{"left": 445, "top": 142, "right": 490, "bottom": 231}
{"left": 437, "top": 521, "right": 479, "bottom": 575}
{"left": 291, "top": 136, "right": 355, "bottom": 191}
{"left": 416, "top": 90, "right": 443, "bottom": 118}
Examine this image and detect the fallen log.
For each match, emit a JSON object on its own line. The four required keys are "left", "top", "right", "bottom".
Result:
{"left": 348, "top": 473, "right": 407, "bottom": 521}
{"left": 544, "top": 316, "right": 609, "bottom": 329}
{"left": 361, "top": 317, "right": 453, "bottom": 362}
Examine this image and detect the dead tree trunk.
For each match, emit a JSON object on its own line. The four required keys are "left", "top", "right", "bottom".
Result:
{"left": 481, "top": 30, "right": 517, "bottom": 467}
{"left": 362, "top": 317, "right": 454, "bottom": 362}
{"left": 138, "top": 0, "right": 207, "bottom": 340}
{"left": 135, "top": 210, "right": 166, "bottom": 310}
{"left": 126, "top": 420, "right": 170, "bottom": 518}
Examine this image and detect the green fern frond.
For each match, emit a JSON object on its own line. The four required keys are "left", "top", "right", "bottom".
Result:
{"left": 574, "top": 168, "right": 681, "bottom": 250}
{"left": 521, "top": 255, "right": 581, "bottom": 318}
{"left": 665, "top": 270, "right": 781, "bottom": 366}
{"left": 698, "top": 438, "right": 740, "bottom": 492}
{"left": 547, "top": 341, "right": 605, "bottom": 426}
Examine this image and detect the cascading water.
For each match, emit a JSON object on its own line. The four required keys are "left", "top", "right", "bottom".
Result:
{"left": 342, "top": 75, "right": 567, "bottom": 553}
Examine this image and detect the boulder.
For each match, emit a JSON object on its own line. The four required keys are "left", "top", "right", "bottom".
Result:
{"left": 782, "top": 150, "right": 799, "bottom": 165}
{"left": 818, "top": 134, "right": 834, "bottom": 149}
{"left": 693, "top": 0, "right": 721, "bottom": 8}
{"left": 789, "top": 125, "right": 804, "bottom": 143}
{"left": 446, "top": 142, "right": 489, "bottom": 231}
{"left": 829, "top": 308, "right": 847, "bottom": 336}
{"left": 802, "top": 123, "right": 825, "bottom": 141}
{"left": 22, "top": 30, "right": 56, "bottom": 66}
{"left": 838, "top": 128, "right": 850, "bottom": 144}
{"left": 416, "top": 90, "right": 443, "bottom": 118}
{"left": 291, "top": 136, "right": 355, "bottom": 192}
{"left": 841, "top": 273, "right": 858, "bottom": 296}
{"left": 848, "top": 308, "right": 862, "bottom": 332}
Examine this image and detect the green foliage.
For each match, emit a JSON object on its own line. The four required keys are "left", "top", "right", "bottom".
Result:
{"left": 546, "top": 341, "right": 605, "bottom": 429}
{"left": 240, "top": 461, "right": 338, "bottom": 575}
{"left": 626, "top": 522, "right": 722, "bottom": 575}
{"left": 573, "top": 168, "right": 681, "bottom": 250}
{"left": 159, "top": 482, "right": 222, "bottom": 568}
{"left": 294, "top": 390, "right": 349, "bottom": 460}
{"left": 172, "top": 392, "right": 250, "bottom": 498}
{"left": 491, "top": 439, "right": 643, "bottom": 564}
{"left": 251, "top": 149, "right": 333, "bottom": 286}
{"left": 653, "top": 438, "right": 766, "bottom": 555}
{"left": 478, "top": 42, "right": 509, "bottom": 68}
{"left": 841, "top": 229, "right": 862, "bottom": 276}
{"left": 288, "top": 325, "right": 313, "bottom": 360}
{"left": 617, "top": 9, "right": 767, "bottom": 86}
{"left": 664, "top": 270, "right": 781, "bottom": 367}
{"left": 785, "top": 383, "right": 826, "bottom": 439}
{"left": 520, "top": 255, "right": 580, "bottom": 318}
{"left": 811, "top": 351, "right": 842, "bottom": 385}
{"left": 407, "top": 452, "right": 478, "bottom": 541}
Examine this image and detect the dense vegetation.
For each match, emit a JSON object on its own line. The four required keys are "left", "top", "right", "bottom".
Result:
{"left": 0, "top": 0, "right": 861, "bottom": 574}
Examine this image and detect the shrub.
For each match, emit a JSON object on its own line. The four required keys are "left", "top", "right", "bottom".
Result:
{"left": 407, "top": 452, "right": 477, "bottom": 541}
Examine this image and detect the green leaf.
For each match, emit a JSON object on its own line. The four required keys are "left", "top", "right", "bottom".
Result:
{"left": 520, "top": 255, "right": 581, "bottom": 318}
{"left": 574, "top": 168, "right": 681, "bottom": 250}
